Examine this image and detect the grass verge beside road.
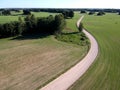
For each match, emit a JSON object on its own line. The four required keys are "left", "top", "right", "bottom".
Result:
{"left": 69, "top": 13, "right": 120, "bottom": 90}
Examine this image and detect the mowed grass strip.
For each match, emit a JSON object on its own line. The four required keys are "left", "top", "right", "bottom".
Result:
{"left": 69, "top": 13, "right": 120, "bottom": 90}
{"left": 0, "top": 34, "right": 88, "bottom": 90}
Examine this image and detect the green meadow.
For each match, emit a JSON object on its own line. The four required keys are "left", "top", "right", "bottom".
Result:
{"left": 69, "top": 13, "right": 120, "bottom": 90}
{"left": 0, "top": 11, "right": 56, "bottom": 24}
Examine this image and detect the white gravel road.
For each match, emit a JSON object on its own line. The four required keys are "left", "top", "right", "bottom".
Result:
{"left": 40, "top": 16, "right": 98, "bottom": 90}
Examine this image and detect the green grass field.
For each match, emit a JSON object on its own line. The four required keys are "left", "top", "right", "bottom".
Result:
{"left": 0, "top": 11, "right": 56, "bottom": 24}
{"left": 69, "top": 13, "right": 120, "bottom": 90}
{"left": 65, "top": 12, "right": 81, "bottom": 32}
{"left": 0, "top": 12, "right": 88, "bottom": 90}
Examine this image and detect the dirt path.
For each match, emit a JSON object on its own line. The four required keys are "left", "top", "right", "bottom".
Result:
{"left": 40, "top": 16, "right": 98, "bottom": 90}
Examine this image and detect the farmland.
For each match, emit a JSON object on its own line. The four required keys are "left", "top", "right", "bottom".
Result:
{"left": 69, "top": 13, "right": 120, "bottom": 90}
{"left": 0, "top": 12, "right": 88, "bottom": 90}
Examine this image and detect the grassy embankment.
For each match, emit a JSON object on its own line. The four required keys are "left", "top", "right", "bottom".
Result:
{"left": 69, "top": 13, "right": 120, "bottom": 90}
{"left": 0, "top": 12, "right": 89, "bottom": 90}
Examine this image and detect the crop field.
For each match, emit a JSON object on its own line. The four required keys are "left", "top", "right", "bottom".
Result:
{"left": 0, "top": 12, "right": 88, "bottom": 90}
{"left": 69, "top": 13, "right": 120, "bottom": 90}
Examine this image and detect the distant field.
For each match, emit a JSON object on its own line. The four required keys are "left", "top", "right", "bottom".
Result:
{"left": 0, "top": 12, "right": 88, "bottom": 90}
{"left": 0, "top": 11, "right": 56, "bottom": 24}
{"left": 69, "top": 13, "right": 120, "bottom": 90}
{"left": 65, "top": 12, "right": 81, "bottom": 32}
{"left": 0, "top": 16, "right": 19, "bottom": 24}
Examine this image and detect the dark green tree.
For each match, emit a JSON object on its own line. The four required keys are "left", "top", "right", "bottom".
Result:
{"left": 24, "top": 14, "right": 37, "bottom": 34}
{"left": 97, "top": 11, "right": 105, "bottom": 16}
{"left": 88, "top": 11, "right": 95, "bottom": 15}
{"left": 80, "top": 10, "right": 86, "bottom": 13}
{"left": 118, "top": 12, "right": 120, "bottom": 15}
{"left": 23, "top": 10, "right": 31, "bottom": 15}
{"left": 18, "top": 17, "right": 25, "bottom": 34}
{"left": 62, "top": 11, "right": 69, "bottom": 18}
{"left": 0, "top": 24, "right": 4, "bottom": 37}
{"left": 46, "top": 15, "right": 55, "bottom": 33}
{"left": 24, "top": 15, "right": 32, "bottom": 34}
{"left": 62, "top": 11, "right": 74, "bottom": 18}
{"left": 69, "top": 11, "right": 74, "bottom": 18}
{"left": 78, "top": 22, "right": 84, "bottom": 32}
{"left": 2, "top": 10, "right": 11, "bottom": 15}
{"left": 54, "top": 14, "right": 66, "bottom": 34}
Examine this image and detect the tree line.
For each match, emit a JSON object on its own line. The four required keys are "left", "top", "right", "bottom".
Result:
{"left": 22, "top": 10, "right": 74, "bottom": 18}
{"left": 0, "top": 14, "right": 66, "bottom": 38}
{"left": 0, "top": 10, "right": 11, "bottom": 15}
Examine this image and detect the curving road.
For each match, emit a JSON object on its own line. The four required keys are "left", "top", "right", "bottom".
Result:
{"left": 40, "top": 16, "right": 98, "bottom": 90}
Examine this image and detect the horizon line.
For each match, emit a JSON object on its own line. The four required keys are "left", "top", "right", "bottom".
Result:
{"left": 0, "top": 7, "right": 120, "bottom": 9}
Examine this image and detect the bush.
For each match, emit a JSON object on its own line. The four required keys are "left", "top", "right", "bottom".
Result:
{"left": 80, "top": 10, "right": 86, "bottom": 13}
{"left": 62, "top": 10, "right": 74, "bottom": 18}
{"left": 118, "top": 12, "right": 120, "bottom": 15}
{"left": 78, "top": 22, "right": 84, "bottom": 32}
{"left": 89, "top": 11, "right": 95, "bottom": 15}
{"left": 23, "top": 10, "right": 31, "bottom": 15}
{"left": 97, "top": 11, "right": 105, "bottom": 16}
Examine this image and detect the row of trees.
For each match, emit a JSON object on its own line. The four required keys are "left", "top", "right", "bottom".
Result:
{"left": 0, "top": 14, "right": 66, "bottom": 38}
{"left": 0, "top": 9, "right": 31, "bottom": 16}
{"left": 0, "top": 10, "right": 11, "bottom": 15}
{"left": 24, "top": 9, "right": 74, "bottom": 18}
{"left": 80, "top": 11, "right": 106, "bottom": 16}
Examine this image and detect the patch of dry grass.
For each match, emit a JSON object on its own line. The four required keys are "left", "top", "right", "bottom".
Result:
{"left": 0, "top": 35, "right": 88, "bottom": 90}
